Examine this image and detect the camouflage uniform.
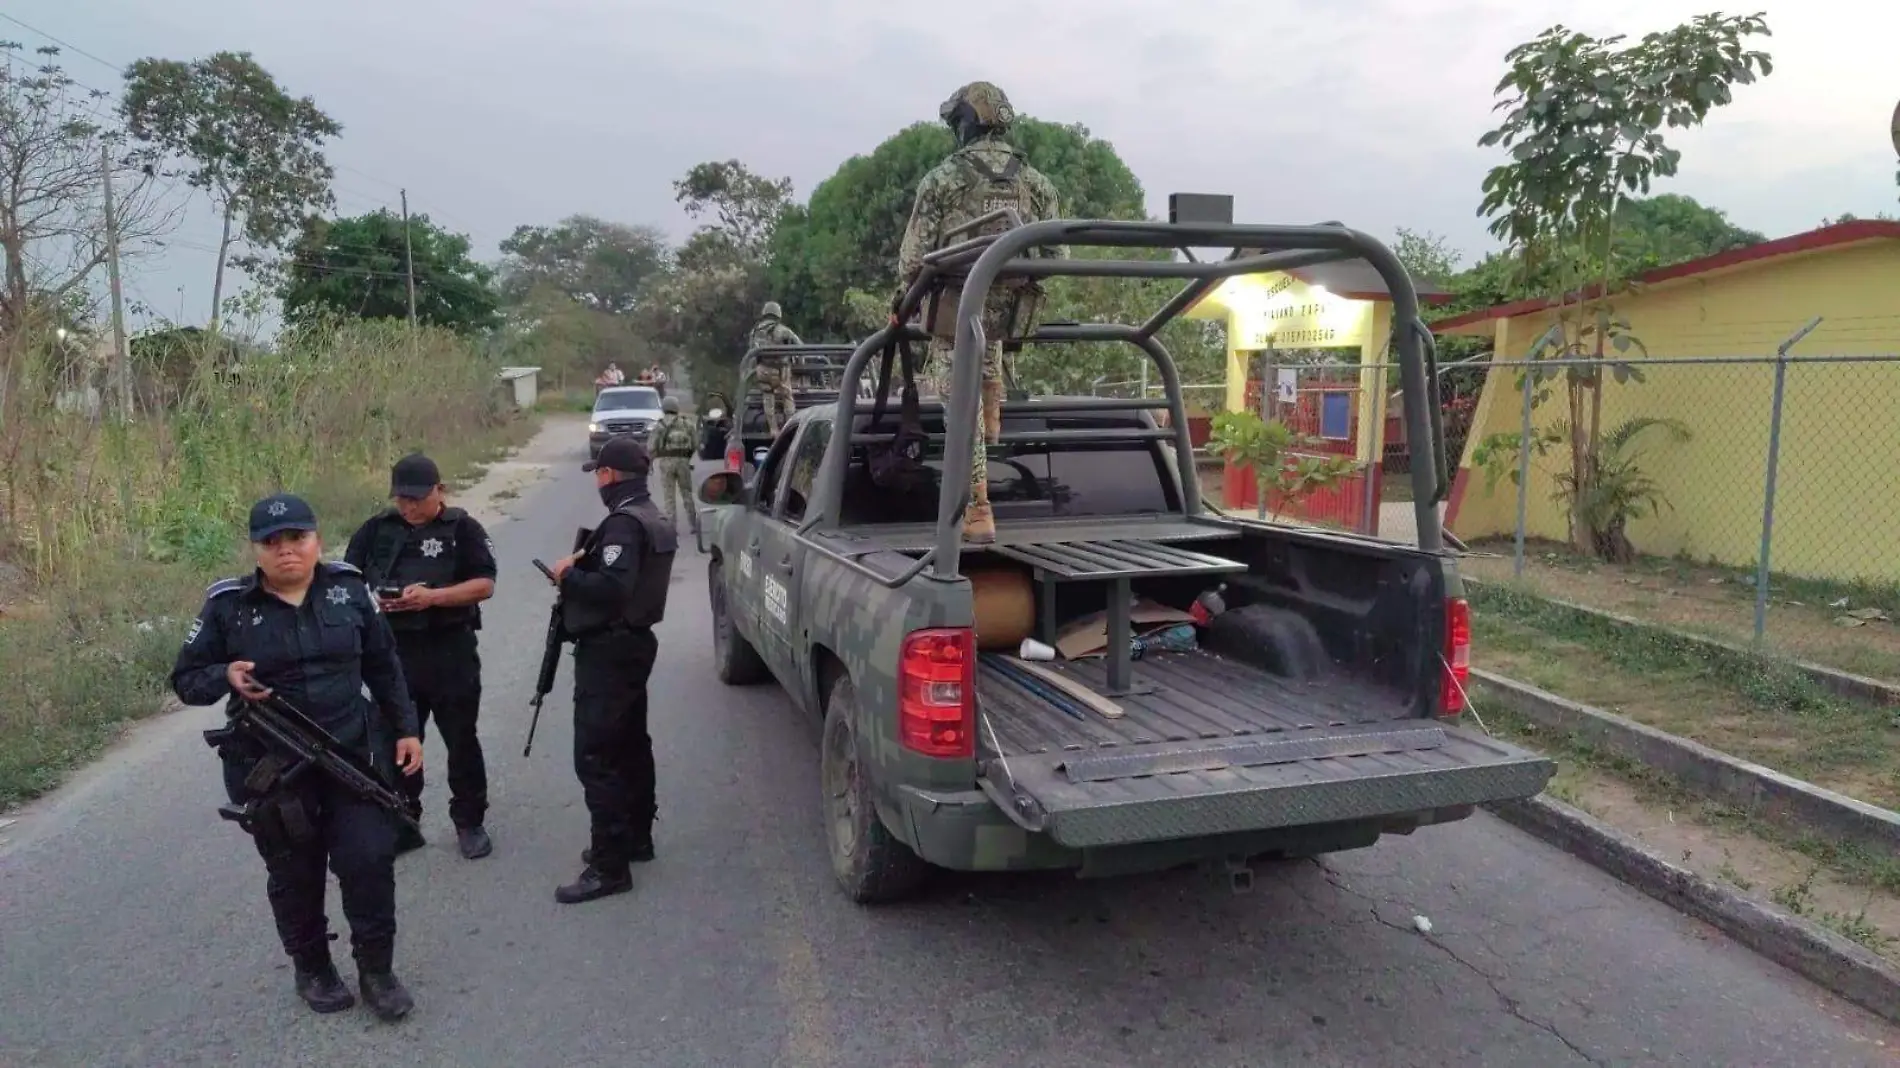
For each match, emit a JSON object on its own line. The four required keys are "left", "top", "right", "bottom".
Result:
{"left": 748, "top": 301, "right": 802, "bottom": 435}
{"left": 650, "top": 399, "right": 699, "bottom": 532}
{"left": 897, "top": 81, "right": 1064, "bottom": 542}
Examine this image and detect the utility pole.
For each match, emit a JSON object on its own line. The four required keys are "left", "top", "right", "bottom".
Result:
{"left": 400, "top": 188, "right": 418, "bottom": 351}
{"left": 100, "top": 144, "right": 130, "bottom": 421}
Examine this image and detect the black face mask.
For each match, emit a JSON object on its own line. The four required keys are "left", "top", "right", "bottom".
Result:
{"left": 946, "top": 101, "right": 986, "bottom": 148}
{"left": 600, "top": 478, "right": 647, "bottom": 508}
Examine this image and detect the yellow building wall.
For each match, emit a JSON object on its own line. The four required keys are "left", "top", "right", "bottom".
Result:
{"left": 1449, "top": 239, "right": 1900, "bottom": 581}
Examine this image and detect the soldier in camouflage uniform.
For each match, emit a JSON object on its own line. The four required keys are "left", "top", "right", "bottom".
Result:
{"left": 649, "top": 396, "right": 698, "bottom": 534}
{"left": 747, "top": 301, "right": 802, "bottom": 435}
{"left": 896, "top": 81, "right": 1064, "bottom": 543}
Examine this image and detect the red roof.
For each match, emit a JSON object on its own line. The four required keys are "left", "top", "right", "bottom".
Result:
{"left": 1430, "top": 219, "right": 1900, "bottom": 333}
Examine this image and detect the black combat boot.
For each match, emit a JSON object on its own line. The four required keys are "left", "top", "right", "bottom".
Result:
{"left": 292, "top": 950, "right": 355, "bottom": 1014}
{"left": 555, "top": 863, "right": 633, "bottom": 905}
{"left": 358, "top": 971, "right": 414, "bottom": 1021}
{"left": 456, "top": 825, "right": 493, "bottom": 860}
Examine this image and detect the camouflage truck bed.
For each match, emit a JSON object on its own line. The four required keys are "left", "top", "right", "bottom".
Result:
{"left": 973, "top": 649, "right": 1552, "bottom": 850}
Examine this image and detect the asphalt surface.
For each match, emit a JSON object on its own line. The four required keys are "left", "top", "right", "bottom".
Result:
{"left": 3, "top": 416, "right": 1898, "bottom": 1068}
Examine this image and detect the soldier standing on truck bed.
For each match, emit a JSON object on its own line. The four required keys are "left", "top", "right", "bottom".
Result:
{"left": 896, "top": 80, "right": 1064, "bottom": 544}
{"left": 344, "top": 453, "right": 499, "bottom": 861}
{"left": 171, "top": 493, "right": 423, "bottom": 1020}
{"left": 547, "top": 436, "right": 678, "bottom": 904}
{"left": 748, "top": 301, "right": 802, "bottom": 435}
{"left": 649, "top": 395, "right": 699, "bottom": 534}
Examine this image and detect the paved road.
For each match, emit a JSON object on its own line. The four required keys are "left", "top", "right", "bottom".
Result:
{"left": 3, "top": 422, "right": 1897, "bottom": 1068}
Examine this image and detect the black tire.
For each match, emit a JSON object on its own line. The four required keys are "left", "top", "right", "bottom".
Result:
{"left": 709, "top": 558, "right": 768, "bottom": 685}
{"left": 821, "top": 675, "right": 930, "bottom": 904}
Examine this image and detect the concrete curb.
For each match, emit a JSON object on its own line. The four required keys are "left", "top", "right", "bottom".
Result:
{"left": 1463, "top": 576, "right": 1900, "bottom": 707}
{"left": 1472, "top": 669, "right": 1900, "bottom": 859}
{"left": 1489, "top": 793, "right": 1900, "bottom": 1026}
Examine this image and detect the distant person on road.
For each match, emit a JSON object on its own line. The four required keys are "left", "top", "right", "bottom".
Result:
{"left": 170, "top": 493, "right": 423, "bottom": 1020}
{"left": 650, "top": 396, "right": 699, "bottom": 535}
{"left": 344, "top": 453, "right": 500, "bottom": 861}
{"left": 546, "top": 436, "right": 678, "bottom": 904}
{"left": 747, "top": 301, "right": 802, "bottom": 435}
{"left": 896, "top": 80, "right": 1064, "bottom": 544}
{"left": 649, "top": 363, "right": 669, "bottom": 398}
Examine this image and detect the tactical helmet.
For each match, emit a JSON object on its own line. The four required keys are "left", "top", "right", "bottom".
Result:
{"left": 662, "top": 395, "right": 680, "bottom": 413}
{"left": 760, "top": 300, "right": 783, "bottom": 319}
{"left": 940, "top": 81, "right": 1015, "bottom": 130}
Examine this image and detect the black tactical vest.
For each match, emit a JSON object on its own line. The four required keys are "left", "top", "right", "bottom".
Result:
{"left": 362, "top": 507, "right": 480, "bottom": 633}
{"left": 564, "top": 495, "right": 678, "bottom": 638}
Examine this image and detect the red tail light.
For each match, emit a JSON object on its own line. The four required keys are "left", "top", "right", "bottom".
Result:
{"left": 725, "top": 445, "right": 742, "bottom": 471}
{"left": 899, "top": 628, "right": 975, "bottom": 758}
{"left": 1441, "top": 597, "right": 1471, "bottom": 716}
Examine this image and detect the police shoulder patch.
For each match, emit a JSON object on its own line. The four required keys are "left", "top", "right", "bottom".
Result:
{"left": 602, "top": 544, "right": 623, "bottom": 566}
{"left": 205, "top": 577, "right": 245, "bottom": 599}
{"left": 185, "top": 617, "right": 204, "bottom": 643}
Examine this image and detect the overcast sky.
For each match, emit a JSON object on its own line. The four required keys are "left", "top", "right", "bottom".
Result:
{"left": 10, "top": 1, "right": 1898, "bottom": 331}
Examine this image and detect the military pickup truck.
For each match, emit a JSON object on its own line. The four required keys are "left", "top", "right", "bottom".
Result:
{"left": 696, "top": 210, "right": 1554, "bottom": 904}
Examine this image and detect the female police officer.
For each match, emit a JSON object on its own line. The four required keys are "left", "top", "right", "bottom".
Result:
{"left": 172, "top": 493, "right": 425, "bottom": 1020}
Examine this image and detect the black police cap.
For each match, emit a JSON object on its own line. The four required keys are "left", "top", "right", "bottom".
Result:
{"left": 249, "top": 493, "right": 319, "bottom": 541}
{"left": 583, "top": 435, "right": 650, "bottom": 476}
{"left": 390, "top": 453, "right": 442, "bottom": 498}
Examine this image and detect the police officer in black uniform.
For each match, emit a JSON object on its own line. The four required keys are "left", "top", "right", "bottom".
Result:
{"left": 344, "top": 453, "right": 499, "bottom": 860}
{"left": 546, "top": 434, "right": 676, "bottom": 904}
{"left": 171, "top": 493, "right": 423, "bottom": 1020}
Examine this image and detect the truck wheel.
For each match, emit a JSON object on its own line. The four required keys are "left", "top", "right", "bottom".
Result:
{"left": 710, "top": 559, "right": 768, "bottom": 685}
{"left": 821, "top": 675, "right": 930, "bottom": 904}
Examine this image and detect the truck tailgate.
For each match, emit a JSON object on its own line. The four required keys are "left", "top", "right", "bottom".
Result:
{"left": 974, "top": 652, "right": 1554, "bottom": 849}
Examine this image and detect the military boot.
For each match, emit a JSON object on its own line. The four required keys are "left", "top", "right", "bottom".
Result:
{"left": 358, "top": 971, "right": 415, "bottom": 1022}
{"left": 292, "top": 950, "right": 355, "bottom": 1014}
{"left": 963, "top": 494, "right": 996, "bottom": 544}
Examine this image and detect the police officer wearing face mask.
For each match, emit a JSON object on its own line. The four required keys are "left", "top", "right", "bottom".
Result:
{"left": 344, "top": 454, "right": 499, "bottom": 860}
{"left": 545, "top": 435, "right": 676, "bottom": 904}
{"left": 172, "top": 493, "right": 423, "bottom": 1020}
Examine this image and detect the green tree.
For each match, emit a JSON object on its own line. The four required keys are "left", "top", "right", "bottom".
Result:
{"left": 1611, "top": 193, "right": 1763, "bottom": 271}
{"left": 1475, "top": 12, "right": 1772, "bottom": 559}
{"left": 634, "top": 161, "right": 796, "bottom": 396}
{"left": 119, "top": 51, "right": 342, "bottom": 327}
{"left": 497, "top": 214, "right": 669, "bottom": 315}
{"left": 278, "top": 210, "right": 499, "bottom": 332}
{"left": 768, "top": 118, "right": 1146, "bottom": 340}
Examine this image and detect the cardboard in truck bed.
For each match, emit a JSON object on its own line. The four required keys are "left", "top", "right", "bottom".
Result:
{"left": 1055, "top": 599, "right": 1196, "bottom": 660}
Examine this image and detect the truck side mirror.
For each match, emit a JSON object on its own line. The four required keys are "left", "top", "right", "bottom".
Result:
{"left": 698, "top": 471, "right": 745, "bottom": 506}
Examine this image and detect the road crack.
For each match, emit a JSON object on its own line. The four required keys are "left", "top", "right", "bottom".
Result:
{"left": 1313, "top": 861, "right": 1604, "bottom": 1066}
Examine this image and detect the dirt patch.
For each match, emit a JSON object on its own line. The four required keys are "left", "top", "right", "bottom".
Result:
{"left": 1462, "top": 539, "right": 1900, "bottom": 684}
{"left": 1477, "top": 612, "right": 1900, "bottom": 810}
{"left": 1488, "top": 703, "right": 1900, "bottom": 961}
{"left": 449, "top": 413, "right": 581, "bottom": 528}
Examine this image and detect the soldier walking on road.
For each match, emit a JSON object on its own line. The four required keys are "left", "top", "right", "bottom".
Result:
{"left": 171, "top": 493, "right": 423, "bottom": 1020}
{"left": 546, "top": 436, "right": 678, "bottom": 904}
{"left": 748, "top": 301, "right": 802, "bottom": 435}
{"left": 650, "top": 396, "right": 699, "bottom": 534}
{"left": 345, "top": 454, "right": 499, "bottom": 860}
{"left": 896, "top": 80, "right": 1064, "bottom": 543}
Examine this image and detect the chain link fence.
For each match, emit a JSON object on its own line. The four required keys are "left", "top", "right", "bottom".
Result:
{"left": 1437, "top": 347, "right": 1900, "bottom": 684}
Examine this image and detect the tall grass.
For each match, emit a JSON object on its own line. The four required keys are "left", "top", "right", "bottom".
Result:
{"left": 0, "top": 315, "right": 537, "bottom": 809}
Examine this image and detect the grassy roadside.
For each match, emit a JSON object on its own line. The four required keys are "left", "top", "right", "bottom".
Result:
{"left": 0, "top": 320, "right": 538, "bottom": 812}
{"left": 1465, "top": 583, "right": 1900, "bottom": 957}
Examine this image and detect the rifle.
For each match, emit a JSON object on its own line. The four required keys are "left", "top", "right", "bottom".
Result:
{"left": 524, "top": 525, "right": 591, "bottom": 757}
{"left": 203, "top": 693, "right": 422, "bottom": 844}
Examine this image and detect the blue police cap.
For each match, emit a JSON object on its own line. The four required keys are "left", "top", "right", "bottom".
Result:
{"left": 249, "top": 493, "right": 319, "bottom": 541}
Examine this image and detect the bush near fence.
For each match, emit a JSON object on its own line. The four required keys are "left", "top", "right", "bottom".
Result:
{"left": 0, "top": 317, "right": 535, "bottom": 808}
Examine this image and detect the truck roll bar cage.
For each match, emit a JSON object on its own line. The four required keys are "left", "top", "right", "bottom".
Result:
{"left": 807, "top": 216, "right": 1449, "bottom": 586}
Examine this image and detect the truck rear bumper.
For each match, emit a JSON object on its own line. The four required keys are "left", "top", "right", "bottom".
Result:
{"left": 979, "top": 722, "right": 1555, "bottom": 851}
